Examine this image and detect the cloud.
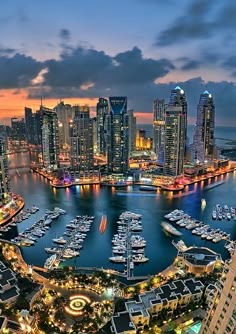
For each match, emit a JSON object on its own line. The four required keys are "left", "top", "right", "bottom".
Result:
{"left": 59, "top": 28, "right": 70, "bottom": 41}
{"left": 180, "top": 60, "right": 201, "bottom": 71}
{"left": 0, "top": 53, "right": 42, "bottom": 88}
{"left": 0, "top": 47, "right": 16, "bottom": 56}
{"left": 155, "top": 0, "right": 235, "bottom": 46}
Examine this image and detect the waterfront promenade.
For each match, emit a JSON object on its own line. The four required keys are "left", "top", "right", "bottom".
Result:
{"left": 31, "top": 164, "right": 236, "bottom": 192}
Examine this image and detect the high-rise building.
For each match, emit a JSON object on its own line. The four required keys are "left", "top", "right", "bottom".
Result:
{"left": 107, "top": 97, "right": 129, "bottom": 174}
{"left": 136, "top": 129, "right": 152, "bottom": 150}
{"left": 153, "top": 99, "right": 166, "bottom": 164}
{"left": 193, "top": 90, "right": 215, "bottom": 163}
{"left": 70, "top": 106, "right": 94, "bottom": 171}
{"left": 0, "top": 137, "right": 10, "bottom": 201}
{"left": 163, "top": 86, "right": 187, "bottom": 177}
{"left": 24, "top": 107, "right": 34, "bottom": 144}
{"left": 41, "top": 110, "right": 60, "bottom": 169}
{"left": 96, "top": 98, "right": 108, "bottom": 156}
{"left": 11, "top": 118, "right": 26, "bottom": 142}
{"left": 199, "top": 249, "right": 236, "bottom": 334}
{"left": 54, "top": 101, "right": 74, "bottom": 149}
{"left": 128, "top": 109, "right": 136, "bottom": 156}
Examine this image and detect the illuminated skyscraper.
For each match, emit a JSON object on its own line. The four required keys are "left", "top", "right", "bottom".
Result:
{"left": 163, "top": 86, "right": 187, "bottom": 177}
{"left": 41, "top": 110, "right": 60, "bottom": 169}
{"left": 107, "top": 97, "right": 129, "bottom": 174}
{"left": 153, "top": 99, "right": 166, "bottom": 164}
{"left": 199, "top": 249, "right": 236, "bottom": 334}
{"left": 54, "top": 101, "right": 74, "bottom": 149}
{"left": 70, "top": 106, "right": 94, "bottom": 171}
{"left": 128, "top": 109, "right": 136, "bottom": 155}
{"left": 96, "top": 98, "right": 108, "bottom": 156}
{"left": 193, "top": 90, "right": 215, "bottom": 163}
{"left": 0, "top": 137, "right": 10, "bottom": 201}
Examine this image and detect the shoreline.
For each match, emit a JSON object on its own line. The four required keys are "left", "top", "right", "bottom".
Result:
{"left": 31, "top": 165, "right": 236, "bottom": 193}
{"left": 0, "top": 195, "right": 25, "bottom": 226}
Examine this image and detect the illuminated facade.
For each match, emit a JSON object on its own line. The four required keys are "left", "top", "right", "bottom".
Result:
{"left": 153, "top": 99, "right": 166, "bottom": 164}
{"left": 70, "top": 106, "right": 94, "bottom": 171}
{"left": 0, "top": 137, "right": 10, "bottom": 201}
{"left": 41, "top": 110, "right": 60, "bottom": 169}
{"left": 136, "top": 129, "right": 152, "bottom": 150}
{"left": 96, "top": 97, "right": 108, "bottom": 155}
{"left": 54, "top": 101, "right": 75, "bottom": 149}
{"left": 199, "top": 249, "right": 236, "bottom": 334}
{"left": 163, "top": 86, "right": 187, "bottom": 177}
{"left": 107, "top": 97, "right": 129, "bottom": 174}
{"left": 193, "top": 90, "right": 215, "bottom": 163}
{"left": 128, "top": 109, "right": 136, "bottom": 155}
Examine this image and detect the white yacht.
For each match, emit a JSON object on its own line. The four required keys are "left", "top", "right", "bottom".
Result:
{"left": 109, "top": 256, "right": 126, "bottom": 263}
{"left": 53, "top": 237, "right": 67, "bottom": 244}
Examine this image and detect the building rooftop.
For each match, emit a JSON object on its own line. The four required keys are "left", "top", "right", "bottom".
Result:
{"left": 126, "top": 300, "right": 149, "bottom": 318}
{"left": 184, "top": 278, "right": 204, "bottom": 295}
{"left": 179, "top": 247, "right": 220, "bottom": 266}
{"left": 112, "top": 311, "right": 136, "bottom": 333}
{"left": 0, "top": 268, "right": 16, "bottom": 288}
{"left": 0, "top": 285, "right": 19, "bottom": 302}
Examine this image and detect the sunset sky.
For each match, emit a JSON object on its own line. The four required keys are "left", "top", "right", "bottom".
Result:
{"left": 0, "top": 0, "right": 235, "bottom": 126}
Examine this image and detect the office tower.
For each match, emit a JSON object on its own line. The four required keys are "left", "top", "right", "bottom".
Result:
{"left": 92, "top": 117, "right": 97, "bottom": 154}
{"left": 107, "top": 97, "right": 129, "bottom": 174}
{"left": 193, "top": 90, "right": 215, "bottom": 163}
{"left": 128, "top": 109, "right": 136, "bottom": 155}
{"left": 41, "top": 110, "right": 60, "bottom": 169}
{"left": 136, "top": 129, "right": 152, "bottom": 150}
{"left": 0, "top": 137, "right": 10, "bottom": 201}
{"left": 153, "top": 99, "right": 166, "bottom": 164}
{"left": 96, "top": 98, "right": 108, "bottom": 156}
{"left": 24, "top": 107, "right": 34, "bottom": 144}
{"left": 54, "top": 101, "right": 74, "bottom": 149}
{"left": 11, "top": 118, "right": 26, "bottom": 142}
{"left": 70, "top": 106, "right": 94, "bottom": 171}
{"left": 163, "top": 86, "right": 187, "bottom": 177}
{"left": 199, "top": 249, "right": 236, "bottom": 334}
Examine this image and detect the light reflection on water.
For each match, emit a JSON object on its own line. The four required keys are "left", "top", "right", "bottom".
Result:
{"left": 5, "top": 152, "right": 236, "bottom": 277}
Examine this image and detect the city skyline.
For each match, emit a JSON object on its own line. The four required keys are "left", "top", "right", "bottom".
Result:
{"left": 0, "top": 0, "right": 236, "bottom": 126}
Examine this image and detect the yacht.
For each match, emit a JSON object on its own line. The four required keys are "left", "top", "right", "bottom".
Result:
{"left": 212, "top": 210, "right": 217, "bottom": 219}
{"left": 109, "top": 256, "right": 126, "bottom": 263}
{"left": 53, "top": 237, "right": 67, "bottom": 244}
{"left": 61, "top": 249, "right": 79, "bottom": 259}
{"left": 45, "top": 247, "right": 61, "bottom": 254}
{"left": 161, "top": 222, "right": 182, "bottom": 236}
{"left": 132, "top": 255, "right": 149, "bottom": 263}
{"left": 44, "top": 254, "right": 59, "bottom": 269}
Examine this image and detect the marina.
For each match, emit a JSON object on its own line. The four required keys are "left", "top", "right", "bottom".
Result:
{"left": 212, "top": 204, "right": 236, "bottom": 220}
{"left": 110, "top": 211, "right": 149, "bottom": 279}
{"left": 165, "top": 209, "right": 233, "bottom": 252}
{"left": 44, "top": 215, "right": 95, "bottom": 269}
{"left": 3, "top": 150, "right": 236, "bottom": 278}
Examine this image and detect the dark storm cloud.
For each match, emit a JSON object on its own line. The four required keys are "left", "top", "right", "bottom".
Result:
{"left": 59, "top": 28, "right": 71, "bottom": 41}
{"left": 40, "top": 46, "right": 174, "bottom": 89}
{"left": 155, "top": 0, "right": 235, "bottom": 46}
{"left": 0, "top": 53, "right": 42, "bottom": 88}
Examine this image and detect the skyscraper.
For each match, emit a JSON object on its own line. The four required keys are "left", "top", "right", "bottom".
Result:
{"left": 107, "top": 97, "right": 129, "bottom": 174}
{"left": 54, "top": 101, "right": 74, "bottom": 149}
{"left": 0, "top": 137, "right": 10, "bottom": 201}
{"left": 163, "top": 86, "right": 187, "bottom": 177}
{"left": 96, "top": 98, "right": 108, "bottom": 156}
{"left": 24, "top": 107, "right": 34, "bottom": 144}
{"left": 128, "top": 109, "right": 136, "bottom": 156}
{"left": 70, "top": 106, "right": 94, "bottom": 171}
{"left": 193, "top": 90, "right": 215, "bottom": 163}
{"left": 41, "top": 110, "right": 60, "bottom": 169}
{"left": 199, "top": 249, "right": 236, "bottom": 334}
{"left": 153, "top": 99, "right": 166, "bottom": 164}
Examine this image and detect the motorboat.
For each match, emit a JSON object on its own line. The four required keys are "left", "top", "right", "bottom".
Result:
{"left": 109, "top": 256, "right": 126, "bottom": 263}
{"left": 53, "top": 237, "right": 67, "bottom": 244}
{"left": 161, "top": 221, "right": 182, "bottom": 236}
